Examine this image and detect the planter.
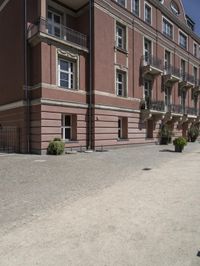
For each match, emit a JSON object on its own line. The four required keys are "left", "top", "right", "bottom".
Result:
{"left": 175, "top": 145, "right": 183, "bottom": 152}
{"left": 160, "top": 137, "right": 169, "bottom": 145}
{"left": 190, "top": 137, "right": 197, "bottom": 142}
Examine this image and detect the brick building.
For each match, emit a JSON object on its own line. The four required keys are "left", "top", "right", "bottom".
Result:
{"left": 0, "top": 0, "right": 200, "bottom": 154}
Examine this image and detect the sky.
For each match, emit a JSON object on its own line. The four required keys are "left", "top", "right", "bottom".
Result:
{"left": 182, "top": 0, "right": 200, "bottom": 35}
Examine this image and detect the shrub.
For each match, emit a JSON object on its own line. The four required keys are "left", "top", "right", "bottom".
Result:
{"left": 158, "top": 124, "right": 173, "bottom": 144}
{"left": 47, "top": 139, "right": 64, "bottom": 155}
{"left": 53, "top": 137, "right": 62, "bottom": 141}
{"left": 188, "top": 126, "right": 199, "bottom": 142}
{"left": 173, "top": 137, "right": 187, "bottom": 149}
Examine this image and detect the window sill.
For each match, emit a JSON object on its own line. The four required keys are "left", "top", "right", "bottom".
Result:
{"left": 58, "top": 86, "right": 78, "bottom": 91}
{"left": 63, "top": 140, "right": 79, "bottom": 144}
{"left": 115, "top": 46, "right": 128, "bottom": 54}
{"left": 117, "top": 138, "right": 129, "bottom": 142}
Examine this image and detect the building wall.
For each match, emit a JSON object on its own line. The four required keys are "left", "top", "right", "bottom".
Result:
{"left": 0, "top": 0, "right": 25, "bottom": 105}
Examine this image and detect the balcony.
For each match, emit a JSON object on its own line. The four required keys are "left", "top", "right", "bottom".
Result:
{"left": 167, "top": 104, "right": 183, "bottom": 115}
{"left": 28, "top": 17, "right": 88, "bottom": 50}
{"left": 163, "top": 65, "right": 181, "bottom": 84}
{"left": 141, "top": 55, "right": 163, "bottom": 76}
{"left": 185, "top": 107, "right": 198, "bottom": 116}
{"left": 179, "top": 72, "right": 194, "bottom": 89}
{"left": 140, "top": 99, "right": 165, "bottom": 121}
{"left": 193, "top": 79, "right": 200, "bottom": 94}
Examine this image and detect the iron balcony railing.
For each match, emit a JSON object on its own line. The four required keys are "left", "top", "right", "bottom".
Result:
{"left": 185, "top": 107, "right": 198, "bottom": 116}
{"left": 180, "top": 72, "right": 195, "bottom": 84}
{"left": 164, "top": 64, "right": 181, "bottom": 78}
{"left": 194, "top": 79, "right": 200, "bottom": 87}
{"left": 143, "top": 101, "right": 199, "bottom": 116}
{"left": 145, "top": 99, "right": 165, "bottom": 112}
{"left": 142, "top": 54, "right": 163, "bottom": 71}
{"left": 167, "top": 104, "right": 183, "bottom": 114}
{"left": 28, "top": 17, "right": 88, "bottom": 48}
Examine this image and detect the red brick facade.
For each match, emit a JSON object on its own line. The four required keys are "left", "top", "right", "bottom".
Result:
{"left": 0, "top": 0, "right": 200, "bottom": 154}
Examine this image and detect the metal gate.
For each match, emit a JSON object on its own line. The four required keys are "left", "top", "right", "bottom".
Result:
{"left": 0, "top": 127, "right": 20, "bottom": 153}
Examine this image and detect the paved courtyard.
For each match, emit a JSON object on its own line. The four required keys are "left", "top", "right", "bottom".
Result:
{"left": 0, "top": 143, "right": 200, "bottom": 266}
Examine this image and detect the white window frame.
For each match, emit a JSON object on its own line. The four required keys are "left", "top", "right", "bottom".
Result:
{"left": 144, "top": 79, "right": 152, "bottom": 99}
{"left": 179, "top": 30, "right": 188, "bottom": 50}
{"left": 144, "top": 2, "right": 152, "bottom": 25}
{"left": 164, "top": 49, "right": 171, "bottom": 73}
{"left": 180, "top": 58, "right": 186, "bottom": 79}
{"left": 193, "top": 66, "right": 198, "bottom": 83}
{"left": 47, "top": 10, "right": 62, "bottom": 38}
{"left": 58, "top": 58, "right": 76, "bottom": 89}
{"left": 131, "top": 0, "right": 140, "bottom": 17}
{"left": 116, "top": 0, "right": 127, "bottom": 8}
{"left": 164, "top": 86, "right": 172, "bottom": 107}
{"left": 143, "top": 37, "right": 152, "bottom": 65}
{"left": 116, "top": 70, "right": 127, "bottom": 97}
{"left": 116, "top": 23, "right": 126, "bottom": 50}
{"left": 61, "top": 115, "right": 72, "bottom": 141}
{"left": 193, "top": 42, "right": 198, "bottom": 57}
{"left": 162, "top": 16, "right": 174, "bottom": 40}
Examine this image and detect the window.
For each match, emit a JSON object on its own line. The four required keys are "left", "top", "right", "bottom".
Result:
{"left": 180, "top": 90, "right": 186, "bottom": 113}
{"left": 116, "top": 23, "right": 126, "bottom": 50}
{"left": 58, "top": 58, "right": 75, "bottom": 89}
{"left": 165, "top": 87, "right": 171, "bottom": 108}
{"left": 164, "top": 50, "right": 171, "bottom": 72}
{"left": 179, "top": 32, "right": 187, "bottom": 49}
{"left": 193, "top": 43, "right": 197, "bottom": 57}
{"left": 171, "top": 1, "right": 179, "bottom": 15}
{"left": 61, "top": 115, "right": 77, "bottom": 141}
{"left": 193, "top": 66, "right": 198, "bottom": 84}
{"left": 116, "top": 0, "right": 126, "bottom": 7}
{"left": 132, "top": 0, "right": 139, "bottom": 16}
{"left": 144, "top": 38, "right": 152, "bottom": 64}
{"left": 48, "top": 10, "right": 61, "bottom": 38}
{"left": 144, "top": 79, "right": 152, "bottom": 107}
{"left": 180, "top": 59, "right": 186, "bottom": 80}
{"left": 163, "top": 18, "right": 173, "bottom": 39}
{"left": 144, "top": 3, "right": 152, "bottom": 25}
{"left": 116, "top": 70, "right": 126, "bottom": 97}
{"left": 118, "top": 117, "right": 128, "bottom": 139}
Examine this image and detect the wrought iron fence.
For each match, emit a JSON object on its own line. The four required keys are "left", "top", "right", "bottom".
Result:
{"left": 0, "top": 127, "right": 20, "bottom": 153}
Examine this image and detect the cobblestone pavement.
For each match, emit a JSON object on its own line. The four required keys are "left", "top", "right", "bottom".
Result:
{"left": 0, "top": 143, "right": 200, "bottom": 266}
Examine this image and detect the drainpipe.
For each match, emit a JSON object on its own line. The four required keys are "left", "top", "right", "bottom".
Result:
{"left": 24, "top": 0, "right": 30, "bottom": 153}
{"left": 88, "top": 0, "right": 93, "bottom": 150}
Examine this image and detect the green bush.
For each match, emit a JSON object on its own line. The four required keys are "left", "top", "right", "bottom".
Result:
{"left": 158, "top": 124, "right": 173, "bottom": 144}
{"left": 47, "top": 139, "right": 64, "bottom": 155}
{"left": 53, "top": 137, "right": 62, "bottom": 141}
{"left": 173, "top": 137, "right": 187, "bottom": 149}
{"left": 188, "top": 126, "right": 199, "bottom": 142}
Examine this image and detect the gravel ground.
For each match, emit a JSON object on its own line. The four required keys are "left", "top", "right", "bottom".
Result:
{"left": 0, "top": 143, "right": 200, "bottom": 266}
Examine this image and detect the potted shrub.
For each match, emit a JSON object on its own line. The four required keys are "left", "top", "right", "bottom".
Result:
{"left": 47, "top": 138, "right": 65, "bottom": 155}
{"left": 188, "top": 126, "right": 199, "bottom": 142}
{"left": 158, "top": 124, "right": 172, "bottom": 145}
{"left": 173, "top": 137, "right": 187, "bottom": 152}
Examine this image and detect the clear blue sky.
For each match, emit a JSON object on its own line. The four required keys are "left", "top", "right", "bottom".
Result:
{"left": 182, "top": 0, "right": 200, "bottom": 36}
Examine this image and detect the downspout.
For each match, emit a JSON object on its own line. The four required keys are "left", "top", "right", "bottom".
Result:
{"left": 24, "top": 0, "right": 30, "bottom": 153}
{"left": 88, "top": 0, "right": 93, "bottom": 150}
